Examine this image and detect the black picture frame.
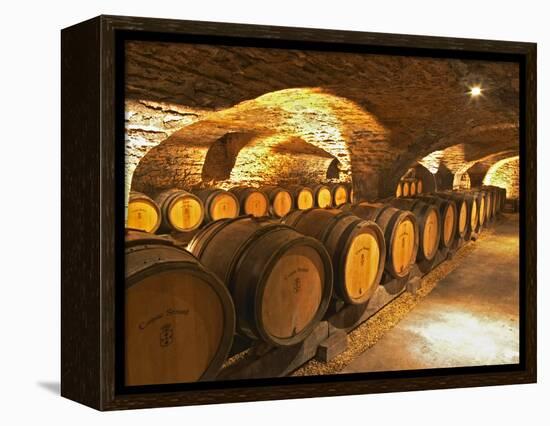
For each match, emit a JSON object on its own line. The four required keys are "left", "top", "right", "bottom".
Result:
{"left": 61, "top": 14, "right": 536, "bottom": 411}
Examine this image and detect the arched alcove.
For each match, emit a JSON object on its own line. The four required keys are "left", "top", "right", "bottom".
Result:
{"left": 483, "top": 156, "right": 520, "bottom": 199}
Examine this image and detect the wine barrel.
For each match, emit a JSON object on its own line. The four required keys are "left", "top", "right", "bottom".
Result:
{"left": 390, "top": 199, "right": 441, "bottom": 262}
{"left": 410, "top": 180, "right": 417, "bottom": 196}
{"left": 155, "top": 188, "right": 205, "bottom": 232}
{"left": 261, "top": 186, "right": 294, "bottom": 218}
{"left": 287, "top": 185, "right": 315, "bottom": 210}
{"left": 127, "top": 191, "right": 161, "bottom": 233}
{"left": 395, "top": 181, "right": 403, "bottom": 198}
{"left": 330, "top": 183, "right": 349, "bottom": 207}
{"left": 338, "top": 202, "right": 354, "bottom": 212}
{"left": 188, "top": 217, "right": 333, "bottom": 346}
{"left": 402, "top": 181, "right": 410, "bottom": 197}
{"left": 483, "top": 187, "right": 495, "bottom": 219}
{"left": 417, "top": 179, "right": 423, "bottom": 194}
{"left": 195, "top": 188, "right": 240, "bottom": 223}
{"left": 229, "top": 187, "right": 269, "bottom": 218}
{"left": 470, "top": 190, "right": 486, "bottom": 229}
{"left": 347, "top": 203, "right": 419, "bottom": 279}
{"left": 486, "top": 188, "right": 493, "bottom": 223}
{"left": 125, "top": 231, "right": 235, "bottom": 385}
{"left": 434, "top": 192, "right": 469, "bottom": 240}
{"left": 417, "top": 195, "right": 457, "bottom": 249}
{"left": 487, "top": 186, "right": 506, "bottom": 212}
{"left": 500, "top": 187, "right": 507, "bottom": 210}
{"left": 312, "top": 184, "right": 332, "bottom": 208}
{"left": 492, "top": 186, "right": 503, "bottom": 214}
{"left": 487, "top": 186, "right": 500, "bottom": 217}
{"left": 282, "top": 209, "right": 386, "bottom": 305}
{"left": 463, "top": 190, "right": 485, "bottom": 233}
{"left": 463, "top": 193, "right": 479, "bottom": 239}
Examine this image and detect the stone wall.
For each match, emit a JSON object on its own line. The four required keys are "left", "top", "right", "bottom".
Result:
{"left": 484, "top": 156, "right": 520, "bottom": 199}
{"left": 124, "top": 40, "right": 520, "bottom": 208}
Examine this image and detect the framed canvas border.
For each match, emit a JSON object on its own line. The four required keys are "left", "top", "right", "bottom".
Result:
{"left": 61, "top": 15, "right": 536, "bottom": 411}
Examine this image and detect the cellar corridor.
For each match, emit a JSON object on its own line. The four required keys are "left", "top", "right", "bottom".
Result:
{"left": 119, "top": 38, "right": 522, "bottom": 384}
{"left": 342, "top": 214, "right": 520, "bottom": 373}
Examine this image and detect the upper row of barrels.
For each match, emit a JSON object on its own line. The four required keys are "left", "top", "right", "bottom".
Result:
{"left": 127, "top": 183, "right": 353, "bottom": 234}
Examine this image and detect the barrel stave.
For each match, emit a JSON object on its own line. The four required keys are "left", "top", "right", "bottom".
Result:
{"left": 125, "top": 232, "right": 235, "bottom": 385}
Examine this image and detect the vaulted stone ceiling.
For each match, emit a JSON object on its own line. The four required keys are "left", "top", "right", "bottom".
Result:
{"left": 125, "top": 40, "right": 519, "bottom": 199}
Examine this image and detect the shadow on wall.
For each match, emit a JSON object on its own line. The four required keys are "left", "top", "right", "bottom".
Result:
{"left": 130, "top": 88, "right": 390, "bottom": 195}
{"left": 412, "top": 163, "right": 437, "bottom": 193}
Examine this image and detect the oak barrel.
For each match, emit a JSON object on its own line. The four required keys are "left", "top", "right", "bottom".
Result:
{"left": 390, "top": 198, "right": 441, "bottom": 262}
{"left": 287, "top": 185, "right": 315, "bottom": 210}
{"left": 461, "top": 192, "right": 479, "bottom": 239}
{"left": 155, "top": 188, "right": 205, "bottom": 232}
{"left": 417, "top": 195, "right": 457, "bottom": 249}
{"left": 125, "top": 231, "right": 235, "bottom": 385}
{"left": 463, "top": 191, "right": 483, "bottom": 233}
{"left": 229, "top": 187, "right": 269, "bottom": 217}
{"left": 188, "top": 217, "right": 333, "bottom": 346}
{"left": 330, "top": 183, "right": 349, "bottom": 207}
{"left": 485, "top": 186, "right": 498, "bottom": 216}
{"left": 402, "top": 181, "right": 410, "bottom": 197}
{"left": 127, "top": 191, "right": 161, "bottom": 233}
{"left": 483, "top": 188, "right": 495, "bottom": 222}
{"left": 469, "top": 190, "right": 486, "bottom": 229}
{"left": 282, "top": 208, "right": 386, "bottom": 304}
{"left": 261, "top": 186, "right": 294, "bottom": 218}
{"left": 395, "top": 181, "right": 403, "bottom": 198}
{"left": 195, "top": 188, "right": 240, "bottom": 223}
{"left": 312, "top": 184, "right": 333, "bottom": 208}
{"left": 347, "top": 203, "right": 419, "bottom": 279}
{"left": 434, "top": 192, "right": 469, "bottom": 240}
{"left": 410, "top": 180, "right": 417, "bottom": 196}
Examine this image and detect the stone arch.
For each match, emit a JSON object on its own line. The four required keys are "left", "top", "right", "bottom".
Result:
{"left": 131, "top": 87, "right": 387, "bottom": 195}
{"left": 383, "top": 123, "right": 519, "bottom": 198}
{"left": 483, "top": 155, "right": 520, "bottom": 199}
{"left": 466, "top": 150, "right": 518, "bottom": 188}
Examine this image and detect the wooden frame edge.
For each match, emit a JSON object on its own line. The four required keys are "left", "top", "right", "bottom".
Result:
{"left": 60, "top": 14, "right": 537, "bottom": 411}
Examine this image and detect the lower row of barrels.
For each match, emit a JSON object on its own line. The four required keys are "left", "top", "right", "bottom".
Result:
{"left": 124, "top": 186, "right": 505, "bottom": 386}
{"left": 127, "top": 183, "right": 352, "bottom": 234}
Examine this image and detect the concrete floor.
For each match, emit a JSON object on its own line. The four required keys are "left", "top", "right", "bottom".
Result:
{"left": 343, "top": 214, "right": 520, "bottom": 373}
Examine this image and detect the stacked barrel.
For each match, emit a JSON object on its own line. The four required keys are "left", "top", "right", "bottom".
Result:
{"left": 343, "top": 203, "right": 419, "bottom": 280}
{"left": 126, "top": 182, "right": 353, "bottom": 234}
{"left": 396, "top": 178, "right": 423, "bottom": 198}
{"left": 122, "top": 181, "right": 397, "bottom": 382}
{"left": 124, "top": 181, "right": 506, "bottom": 384}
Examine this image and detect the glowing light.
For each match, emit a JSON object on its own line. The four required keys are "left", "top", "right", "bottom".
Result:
{"left": 469, "top": 86, "right": 482, "bottom": 97}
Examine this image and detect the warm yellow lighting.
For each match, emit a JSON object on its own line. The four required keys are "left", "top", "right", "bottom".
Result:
{"left": 470, "top": 86, "right": 482, "bottom": 97}
{"left": 419, "top": 150, "right": 444, "bottom": 174}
